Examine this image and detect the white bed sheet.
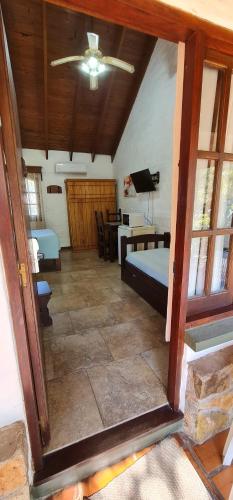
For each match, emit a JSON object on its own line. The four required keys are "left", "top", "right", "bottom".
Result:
{"left": 126, "top": 248, "right": 169, "bottom": 286}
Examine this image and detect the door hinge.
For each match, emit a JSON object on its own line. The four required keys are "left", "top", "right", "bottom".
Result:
{"left": 18, "top": 263, "right": 27, "bottom": 287}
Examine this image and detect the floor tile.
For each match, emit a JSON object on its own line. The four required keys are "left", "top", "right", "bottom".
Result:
{"left": 87, "top": 356, "right": 167, "bottom": 427}
{"left": 43, "top": 311, "right": 73, "bottom": 339}
{"left": 110, "top": 298, "right": 155, "bottom": 324}
{"left": 49, "top": 294, "right": 88, "bottom": 314}
{"left": 46, "top": 329, "right": 113, "bottom": 378}
{"left": 111, "top": 283, "right": 139, "bottom": 299}
{"left": 142, "top": 344, "right": 169, "bottom": 376}
{"left": 60, "top": 282, "right": 91, "bottom": 295}
{"left": 85, "top": 288, "right": 122, "bottom": 307}
{"left": 45, "top": 371, "right": 104, "bottom": 452}
{"left": 212, "top": 466, "right": 233, "bottom": 499}
{"left": 49, "top": 283, "right": 63, "bottom": 297}
{"left": 70, "top": 269, "right": 98, "bottom": 280}
{"left": 101, "top": 319, "right": 163, "bottom": 360}
{"left": 193, "top": 429, "right": 229, "bottom": 473}
{"left": 44, "top": 271, "right": 74, "bottom": 285}
{"left": 69, "top": 305, "right": 116, "bottom": 330}
{"left": 155, "top": 368, "right": 168, "bottom": 388}
{"left": 44, "top": 343, "right": 55, "bottom": 381}
{"left": 42, "top": 249, "right": 169, "bottom": 451}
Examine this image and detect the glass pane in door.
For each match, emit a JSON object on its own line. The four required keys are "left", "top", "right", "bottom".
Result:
{"left": 198, "top": 66, "right": 223, "bottom": 151}
{"left": 224, "top": 72, "right": 233, "bottom": 153}
{"left": 211, "top": 235, "right": 229, "bottom": 292}
{"left": 188, "top": 237, "right": 208, "bottom": 297}
{"left": 192, "top": 160, "right": 215, "bottom": 230}
{"left": 217, "top": 162, "right": 233, "bottom": 228}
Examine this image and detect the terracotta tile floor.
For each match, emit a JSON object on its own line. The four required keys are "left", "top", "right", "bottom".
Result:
{"left": 48, "top": 430, "right": 233, "bottom": 499}
{"left": 40, "top": 250, "right": 168, "bottom": 453}
{"left": 179, "top": 429, "right": 233, "bottom": 499}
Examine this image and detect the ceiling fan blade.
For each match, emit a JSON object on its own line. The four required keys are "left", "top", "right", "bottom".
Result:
{"left": 90, "top": 74, "right": 98, "bottom": 91}
{"left": 51, "top": 55, "right": 84, "bottom": 67}
{"left": 102, "top": 56, "right": 135, "bottom": 73}
{"left": 87, "top": 32, "right": 99, "bottom": 51}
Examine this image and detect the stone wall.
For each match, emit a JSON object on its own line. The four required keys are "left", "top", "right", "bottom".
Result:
{"left": 184, "top": 345, "right": 233, "bottom": 443}
{"left": 0, "top": 421, "right": 30, "bottom": 499}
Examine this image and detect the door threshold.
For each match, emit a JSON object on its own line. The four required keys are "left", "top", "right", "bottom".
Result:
{"left": 32, "top": 405, "right": 183, "bottom": 498}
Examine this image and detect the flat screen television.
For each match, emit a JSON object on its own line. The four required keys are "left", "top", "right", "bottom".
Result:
{"left": 130, "top": 168, "right": 155, "bottom": 193}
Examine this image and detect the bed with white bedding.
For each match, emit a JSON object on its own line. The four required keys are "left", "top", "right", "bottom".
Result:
{"left": 126, "top": 248, "right": 169, "bottom": 287}
{"left": 31, "top": 228, "right": 61, "bottom": 271}
{"left": 121, "top": 233, "right": 170, "bottom": 317}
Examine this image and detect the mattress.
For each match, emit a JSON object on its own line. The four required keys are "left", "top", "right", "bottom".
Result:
{"left": 31, "top": 229, "right": 60, "bottom": 259}
{"left": 126, "top": 248, "right": 169, "bottom": 286}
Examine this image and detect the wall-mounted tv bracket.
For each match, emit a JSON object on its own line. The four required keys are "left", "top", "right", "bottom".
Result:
{"left": 151, "top": 171, "right": 160, "bottom": 188}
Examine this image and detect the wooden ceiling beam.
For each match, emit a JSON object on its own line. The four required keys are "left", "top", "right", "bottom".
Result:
{"left": 70, "top": 17, "right": 90, "bottom": 161}
{"left": 42, "top": 1, "right": 49, "bottom": 159}
{"left": 91, "top": 26, "right": 126, "bottom": 162}
{"left": 111, "top": 36, "right": 157, "bottom": 161}
{"left": 69, "top": 78, "right": 81, "bottom": 161}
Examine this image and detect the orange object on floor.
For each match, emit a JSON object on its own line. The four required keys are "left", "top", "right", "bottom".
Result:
{"left": 49, "top": 445, "right": 154, "bottom": 499}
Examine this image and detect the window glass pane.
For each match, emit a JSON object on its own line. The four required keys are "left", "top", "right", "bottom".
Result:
{"left": 225, "top": 73, "right": 233, "bottom": 153}
{"left": 26, "top": 178, "right": 36, "bottom": 192}
{"left": 188, "top": 237, "right": 208, "bottom": 297}
{"left": 29, "top": 205, "right": 39, "bottom": 217}
{"left": 198, "top": 65, "right": 222, "bottom": 151}
{"left": 211, "top": 235, "right": 229, "bottom": 292}
{"left": 28, "top": 193, "right": 37, "bottom": 205}
{"left": 192, "top": 160, "right": 215, "bottom": 230}
{"left": 217, "top": 162, "right": 233, "bottom": 228}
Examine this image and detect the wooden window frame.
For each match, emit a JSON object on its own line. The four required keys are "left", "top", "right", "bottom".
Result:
{"left": 25, "top": 171, "right": 44, "bottom": 222}
{"left": 187, "top": 50, "right": 233, "bottom": 318}
{"left": 2, "top": 0, "right": 233, "bottom": 489}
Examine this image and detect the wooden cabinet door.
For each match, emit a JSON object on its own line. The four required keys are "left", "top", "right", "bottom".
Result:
{"left": 66, "top": 179, "right": 116, "bottom": 250}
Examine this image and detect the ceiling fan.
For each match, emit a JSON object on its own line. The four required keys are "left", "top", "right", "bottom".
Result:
{"left": 51, "top": 32, "right": 135, "bottom": 90}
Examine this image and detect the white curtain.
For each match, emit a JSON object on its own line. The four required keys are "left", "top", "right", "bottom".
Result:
{"left": 24, "top": 172, "right": 44, "bottom": 227}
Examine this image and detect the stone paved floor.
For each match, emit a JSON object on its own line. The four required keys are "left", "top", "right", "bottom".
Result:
{"left": 40, "top": 250, "right": 169, "bottom": 453}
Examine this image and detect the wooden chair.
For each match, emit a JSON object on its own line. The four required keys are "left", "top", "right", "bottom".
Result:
{"left": 106, "top": 208, "right": 121, "bottom": 223}
{"left": 95, "top": 211, "right": 109, "bottom": 260}
{"left": 36, "top": 281, "right": 53, "bottom": 327}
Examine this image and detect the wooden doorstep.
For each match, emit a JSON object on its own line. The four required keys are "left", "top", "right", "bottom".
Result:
{"left": 33, "top": 405, "right": 183, "bottom": 498}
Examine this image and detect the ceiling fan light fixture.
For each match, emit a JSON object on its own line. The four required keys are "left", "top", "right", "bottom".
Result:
{"left": 51, "top": 32, "right": 134, "bottom": 91}
{"left": 88, "top": 56, "right": 98, "bottom": 69}
{"left": 81, "top": 57, "right": 106, "bottom": 76}
{"left": 81, "top": 62, "right": 90, "bottom": 74}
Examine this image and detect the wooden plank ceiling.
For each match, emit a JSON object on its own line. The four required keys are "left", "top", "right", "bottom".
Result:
{"left": 2, "top": 0, "right": 157, "bottom": 160}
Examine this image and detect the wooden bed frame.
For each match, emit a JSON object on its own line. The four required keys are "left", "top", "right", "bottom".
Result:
{"left": 38, "top": 253, "right": 61, "bottom": 272}
{"left": 121, "top": 232, "right": 171, "bottom": 317}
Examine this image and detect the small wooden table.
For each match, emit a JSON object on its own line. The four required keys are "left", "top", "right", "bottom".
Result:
{"left": 105, "top": 221, "right": 121, "bottom": 262}
{"left": 37, "top": 281, "right": 53, "bottom": 327}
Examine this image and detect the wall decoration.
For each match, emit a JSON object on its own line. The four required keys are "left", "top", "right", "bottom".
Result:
{"left": 123, "top": 175, "right": 136, "bottom": 197}
{"left": 47, "top": 185, "right": 62, "bottom": 194}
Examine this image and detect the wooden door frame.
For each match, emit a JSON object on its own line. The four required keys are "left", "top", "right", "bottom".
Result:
{"left": 1, "top": 0, "right": 233, "bottom": 478}
{"left": 0, "top": 2, "right": 51, "bottom": 460}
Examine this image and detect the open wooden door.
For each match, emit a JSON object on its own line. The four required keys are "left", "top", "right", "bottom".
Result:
{"left": 0, "top": 8, "right": 50, "bottom": 447}
{"left": 168, "top": 32, "right": 205, "bottom": 408}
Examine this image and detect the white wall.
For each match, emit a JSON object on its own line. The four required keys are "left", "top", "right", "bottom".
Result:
{"left": 0, "top": 251, "right": 26, "bottom": 427}
{"left": 113, "top": 39, "right": 178, "bottom": 232}
{"left": 23, "top": 149, "right": 114, "bottom": 247}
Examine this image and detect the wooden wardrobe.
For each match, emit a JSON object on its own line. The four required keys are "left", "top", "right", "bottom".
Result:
{"left": 65, "top": 179, "right": 116, "bottom": 250}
